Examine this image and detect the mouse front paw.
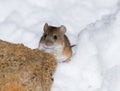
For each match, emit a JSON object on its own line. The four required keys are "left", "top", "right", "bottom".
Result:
{"left": 62, "top": 58, "right": 71, "bottom": 63}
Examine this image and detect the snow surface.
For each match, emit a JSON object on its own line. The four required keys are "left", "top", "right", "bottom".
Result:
{"left": 0, "top": 0, "right": 120, "bottom": 91}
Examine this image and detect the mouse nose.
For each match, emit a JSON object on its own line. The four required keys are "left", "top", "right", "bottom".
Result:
{"left": 45, "top": 40, "right": 53, "bottom": 46}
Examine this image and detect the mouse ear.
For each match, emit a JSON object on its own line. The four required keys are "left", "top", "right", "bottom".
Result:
{"left": 59, "top": 25, "right": 66, "bottom": 34}
{"left": 44, "top": 23, "right": 49, "bottom": 32}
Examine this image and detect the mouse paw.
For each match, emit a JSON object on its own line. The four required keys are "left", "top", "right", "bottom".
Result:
{"left": 63, "top": 58, "right": 71, "bottom": 63}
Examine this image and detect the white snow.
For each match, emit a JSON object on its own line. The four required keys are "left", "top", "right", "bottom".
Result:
{"left": 0, "top": 0, "right": 120, "bottom": 91}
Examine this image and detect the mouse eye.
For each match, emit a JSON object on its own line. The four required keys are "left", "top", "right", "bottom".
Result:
{"left": 44, "top": 34, "right": 47, "bottom": 39}
{"left": 53, "top": 35, "right": 57, "bottom": 40}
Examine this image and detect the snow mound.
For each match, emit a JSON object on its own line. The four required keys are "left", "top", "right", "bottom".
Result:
{"left": 0, "top": 0, "right": 120, "bottom": 91}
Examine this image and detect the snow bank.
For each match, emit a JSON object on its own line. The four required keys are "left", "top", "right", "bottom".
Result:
{"left": 101, "top": 66, "right": 120, "bottom": 91}
{"left": 0, "top": 0, "right": 118, "bottom": 48}
{"left": 0, "top": 0, "right": 120, "bottom": 91}
{"left": 71, "top": 2, "right": 120, "bottom": 91}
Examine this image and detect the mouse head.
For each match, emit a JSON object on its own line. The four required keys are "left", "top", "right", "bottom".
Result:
{"left": 40, "top": 23, "right": 66, "bottom": 48}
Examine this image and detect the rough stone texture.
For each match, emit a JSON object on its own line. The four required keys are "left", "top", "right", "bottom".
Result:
{"left": 0, "top": 40, "right": 57, "bottom": 91}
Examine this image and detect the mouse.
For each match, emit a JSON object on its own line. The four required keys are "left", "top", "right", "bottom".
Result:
{"left": 38, "top": 23, "right": 72, "bottom": 63}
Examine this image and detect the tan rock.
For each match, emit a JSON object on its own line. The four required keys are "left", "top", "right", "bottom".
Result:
{"left": 0, "top": 40, "right": 57, "bottom": 91}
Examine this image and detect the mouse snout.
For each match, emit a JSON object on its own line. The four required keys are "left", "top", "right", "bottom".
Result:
{"left": 45, "top": 40, "right": 53, "bottom": 46}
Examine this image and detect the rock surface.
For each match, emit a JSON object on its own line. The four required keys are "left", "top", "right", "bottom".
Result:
{"left": 0, "top": 40, "right": 57, "bottom": 91}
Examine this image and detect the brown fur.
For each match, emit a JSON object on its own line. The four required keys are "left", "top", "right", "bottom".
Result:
{"left": 62, "top": 35, "right": 72, "bottom": 58}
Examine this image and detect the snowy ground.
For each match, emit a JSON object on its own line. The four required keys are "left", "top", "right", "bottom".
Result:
{"left": 0, "top": 0, "right": 120, "bottom": 91}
